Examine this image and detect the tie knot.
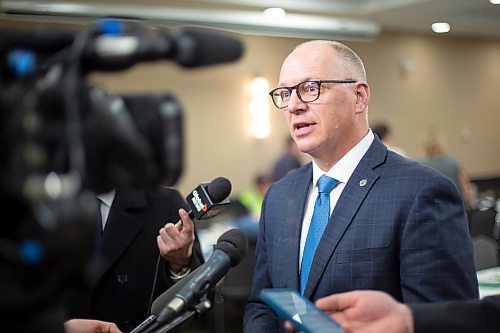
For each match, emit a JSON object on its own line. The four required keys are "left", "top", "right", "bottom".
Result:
{"left": 317, "top": 175, "right": 338, "bottom": 193}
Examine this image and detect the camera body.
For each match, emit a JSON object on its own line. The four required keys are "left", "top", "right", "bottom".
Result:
{"left": 0, "top": 18, "right": 242, "bottom": 331}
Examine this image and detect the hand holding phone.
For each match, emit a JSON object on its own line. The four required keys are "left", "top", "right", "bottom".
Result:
{"left": 259, "top": 288, "right": 342, "bottom": 333}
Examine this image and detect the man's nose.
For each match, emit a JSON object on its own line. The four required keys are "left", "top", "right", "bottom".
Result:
{"left": 286, "top": 89, "right": 306, "bottom": 113}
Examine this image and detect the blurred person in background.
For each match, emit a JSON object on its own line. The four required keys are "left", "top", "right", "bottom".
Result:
{"left": 420, "top": 130, "right": 473, "bottom": 211}
{"left": 235, "top": 173, "right": 273, "bottom": 241}
{"left": 372, "top": 122, "right": 408, "bottom": 157}
{"left": 272, "top": 136, "right": 303, "bottom": 181}
{"left": 239, "top": 173, "right": 273, "bottom": 220}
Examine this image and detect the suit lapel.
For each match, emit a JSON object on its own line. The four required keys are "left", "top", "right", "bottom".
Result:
{"left": 95, "top": 189, "right": 147, "bottom": 281}
{"left": 282, "top": 164, "right": 312, "bottom": 291}
{"left": 304, "top": 138, "right": 387, "bottom": 298}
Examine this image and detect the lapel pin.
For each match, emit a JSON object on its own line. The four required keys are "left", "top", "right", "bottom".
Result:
{"left": 359, "top": 179, "right": 368, "bottom": 187}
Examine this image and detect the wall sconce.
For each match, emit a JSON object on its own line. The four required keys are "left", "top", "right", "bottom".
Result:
{"left": 249, "top": 76, "right": 270, "bottom": 139}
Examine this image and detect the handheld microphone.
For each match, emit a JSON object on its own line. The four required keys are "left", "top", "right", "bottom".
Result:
{"left": 129, "top": 190, "right": 234, "bottom": 333}
{"left": 150, "top": 264, "right": 205, "bottom": 316}
{"left": 155, "top": 229, "right": 248, "bottom": 325}
{"left": 176, "top": 176, "right": 231, "bottom": 228}
{"left": 130, "top": 264, "right": 206, "bottom": 333}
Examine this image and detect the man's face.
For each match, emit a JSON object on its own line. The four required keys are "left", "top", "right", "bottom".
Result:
{"left": 278, "top": 43, "right": 366, "bottom": 164}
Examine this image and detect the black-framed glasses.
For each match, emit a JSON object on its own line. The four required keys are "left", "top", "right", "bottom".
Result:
{"left": 269, "top": 79, "right": 357, "bottom": 109}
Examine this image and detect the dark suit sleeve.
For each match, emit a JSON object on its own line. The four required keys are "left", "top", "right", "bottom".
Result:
{"left": 410, "top": 296, "right": 500, "bottom": 333}
{"left": 243, "top": 191, "right": 281, "bottom": 333}
{"left": 399, "top": 172, "right": 479, "bottom": 301}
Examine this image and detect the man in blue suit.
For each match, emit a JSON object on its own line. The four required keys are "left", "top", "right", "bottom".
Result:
{"left": 243, "top": 40, "right": 478, "bottom": 332}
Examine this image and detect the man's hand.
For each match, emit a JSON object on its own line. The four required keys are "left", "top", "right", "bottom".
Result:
{"left": 64, "top": 319, "right": 121, "bottom": 333}
{"left": 284, "top": 290, "right": 413, "bottom": 333}
{"left": 157, "top": 208, "right": 195, "bottom": 273}
{"left": 320, "top": 290, "right": 413, "bottom": 333}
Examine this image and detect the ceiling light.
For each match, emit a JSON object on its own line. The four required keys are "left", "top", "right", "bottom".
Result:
{"left": 431, "top": 22, "right": 450, "bottom": 34}
{"left": 1, "top": 1, "right": 380, "bottom": 40}
{"left": 263, "top": 7, "right": 286, "bottom": 19}
{"left": 489, "top": 0, "right": 500, "bottom": 4}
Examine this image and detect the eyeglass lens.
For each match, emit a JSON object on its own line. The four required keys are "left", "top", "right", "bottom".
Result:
{"left": 272, "top": 81, "right": 320, "bottom": 108}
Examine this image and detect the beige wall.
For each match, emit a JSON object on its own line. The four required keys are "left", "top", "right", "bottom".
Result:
{"left": 3, "top": 18, "right": 498, "bottom": 197}
{"left": 91, "top": 31, "right": 500, "bottom": 196}
{"left": 354, "top": 33, "right": 500, "bottom": 179}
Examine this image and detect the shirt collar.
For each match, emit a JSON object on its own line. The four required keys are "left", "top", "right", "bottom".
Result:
{"left": 97, "top": 189, "right": 116, "bottom": 208}
{"left": 312, "top": 130, "right": 374, "bottom": 187}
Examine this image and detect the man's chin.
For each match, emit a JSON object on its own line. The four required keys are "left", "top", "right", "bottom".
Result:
{"left": 295, "top": 140, "right": 315, "bottom": 155}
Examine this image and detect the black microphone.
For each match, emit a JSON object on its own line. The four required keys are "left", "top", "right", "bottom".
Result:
{"left": 130, "top": 265, "right": 206, "bottom": 333}
{"left": 1, "top": 22, "right": 244, "bottom": 73}
{"left": 129, "top": 218, "right": 241, "bottom": 333}
{"left": 171, "top": 27, "right": 244, "bottom": 68}
{"left": 83, "top": 25, "right": 244, "bottom": 72}
{"left": 154, "top": 229, "right": 248, "bottom": 325}
{"left": 179, "top": 176, "right": 232, "bottom": 226}
{"left": 150, "top": 264, "right": 205, "bottom": 316}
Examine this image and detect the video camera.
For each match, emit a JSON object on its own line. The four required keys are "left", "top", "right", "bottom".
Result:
{"left": 0, "top": 18, "right": 243, "bottom": 331}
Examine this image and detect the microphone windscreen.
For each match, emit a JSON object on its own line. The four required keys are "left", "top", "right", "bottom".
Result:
{"left": 215, "top": 229, "right": 248, "bottom": 267}
{"left": 206, "top": 177, "right": 232, "bottom": 203}
{"left": 173, "top": 27, "right": 244, "bottom": 68}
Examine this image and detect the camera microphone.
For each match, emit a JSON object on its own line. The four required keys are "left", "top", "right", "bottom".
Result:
{"left": 83, "top": 23, "right": 244, "bottom": 72}
{"left": 171, "top": 27, "right": 244, "bottom": 68}
{"left": 176, "top": 176, "right": 232, "bottom": 228}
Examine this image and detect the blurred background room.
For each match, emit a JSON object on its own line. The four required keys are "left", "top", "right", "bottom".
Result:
{"left": 1, "top": 0, "right": 499, "bottom": 332}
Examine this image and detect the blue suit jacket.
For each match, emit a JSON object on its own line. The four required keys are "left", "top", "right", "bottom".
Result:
{"left": 244, "top": 137, "right": 478, "bottom": 332}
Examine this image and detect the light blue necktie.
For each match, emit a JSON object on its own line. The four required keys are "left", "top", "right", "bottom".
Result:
{"left": 300, "top": 175, "right": 339, "bottom": 295}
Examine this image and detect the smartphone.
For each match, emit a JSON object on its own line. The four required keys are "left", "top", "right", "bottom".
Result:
{"left": 259, "top": 288, "right": 342, "bottom": 333}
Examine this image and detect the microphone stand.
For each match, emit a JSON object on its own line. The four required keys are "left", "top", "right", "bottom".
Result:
{"left": 146, "top": 299, "right": 212, "bottom": 333}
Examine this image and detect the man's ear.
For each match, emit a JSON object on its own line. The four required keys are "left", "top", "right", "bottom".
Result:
{"left": 354, "top": 81, "right": 370, "bottom": 114}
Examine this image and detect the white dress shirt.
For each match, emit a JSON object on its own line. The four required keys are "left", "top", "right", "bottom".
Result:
{"left": 97, "top": 190, "right": 115, "bottom": 231}
{"left": 299, "top": 130, "right": 374, "bottom": 268}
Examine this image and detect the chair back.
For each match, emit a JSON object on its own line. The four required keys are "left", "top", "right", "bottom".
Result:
{"left": 472, "top": 235, "right": 499, "bottom": 271}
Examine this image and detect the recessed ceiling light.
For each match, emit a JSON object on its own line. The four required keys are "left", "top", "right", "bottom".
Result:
{"left": 263, "top": 7, "right": 286, "bottom": 19}
{"left": 431, "top": 22, "right": 451, "bottom": 34}
{"left": 489, "top": 0, "right": 500, "bottom": 5}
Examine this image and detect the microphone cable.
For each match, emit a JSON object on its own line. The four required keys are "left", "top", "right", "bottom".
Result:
{"left": 146, "top": 253, "right": 163, "bottom": 319}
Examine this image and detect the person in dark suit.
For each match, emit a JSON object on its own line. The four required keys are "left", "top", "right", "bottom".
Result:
{"left": 69, "top": 187, "right": 204, "bottom": 332}
{"left": 243, "top": 40, "right": 478, "bottom": 332}
{"left": 284, "top": 290, "right": 500, "bottom": 333}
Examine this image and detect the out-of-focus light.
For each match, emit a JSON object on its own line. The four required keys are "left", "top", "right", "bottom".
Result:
{"left": 249, "top": 77, "right": 270, "bottom": 139}
{"left": 263, "top": 7, "right": 286, "bottom": 19}
{"left": 250, "top": 77, "right": 269, "bottom": 96}
{"left": 431, "top": 22, "right": 451, "bottom": 34}
{"left": 489, "top": 0, "right": 500, "bottom": 5}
